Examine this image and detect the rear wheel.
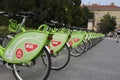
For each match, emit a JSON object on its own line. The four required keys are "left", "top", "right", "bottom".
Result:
{"left": 51, "top": 44, "right": 70, "bottom": 70}
{"left": 12, "top": 47, "right": 51, "bottom": 80}
{"left": 84, "top": 40, "right": 90, "bottom": 51}
{"left": 75, "top": 41, "right": 85, "bottom": 53}
{"left": 70, "top": 41, "right": 85, "bottom": 57}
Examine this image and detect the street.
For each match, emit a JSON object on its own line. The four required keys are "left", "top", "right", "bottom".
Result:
{"left": 1, "top": 37, "right": 120, "bottom": 80}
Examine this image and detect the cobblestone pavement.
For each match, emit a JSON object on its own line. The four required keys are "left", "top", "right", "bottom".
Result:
{"left": 1, "top": 37, "right": 120, "bottom": 80}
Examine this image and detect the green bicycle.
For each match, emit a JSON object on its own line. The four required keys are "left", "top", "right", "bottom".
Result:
{"left": 9, "top": 13, "right": 71, "bottom": 70}
{"left": 38, "top": 21, "right": 71, "bottom": 70}
{"left": 0, "top": 12, "right": 51, "bottom": 80}
{"left": 65, "top": 26, "right": 86, "bottom": 57}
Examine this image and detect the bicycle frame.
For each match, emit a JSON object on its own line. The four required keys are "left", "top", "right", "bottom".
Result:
{"left": 68, "top": 30, "right": 86, "bottom": 48}
{"left": 38, "top": 24, "right": 70, "bottom": 56}
{"left": 0, "top": 30, "right": 49, "bottom": 63}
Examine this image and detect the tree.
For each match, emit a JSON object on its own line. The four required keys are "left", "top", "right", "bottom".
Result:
{"left": 45, "top": 0, "right": 73, "bottom": 24}
{"left": 71, "top": 0, "right": 81, "bottom": 7}
{"left": 70, "top": 0, "right": 83, "bottom": 27}
{"left": 71, "top": 6, "right": 83, "bottom": 27}
{"left": 98, "top": 13, "right": 116, "bottom": 33}
{"left": 81, "top": 6, "right": 94, "bottom": 28}
{"left": 0, "top": 0, "right": 94, "bottom": 28}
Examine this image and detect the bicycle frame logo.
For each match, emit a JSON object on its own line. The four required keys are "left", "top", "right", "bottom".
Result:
{"left": 73, "top": 38, "right": 80, "bottom": 42}
{"left": 68, "top": 38, "right": 80, "bottom": 46}
{"left": 68, "top": 41, "right": 73, "bottom": 46}
{"left": 52, "top": 40, "right": 61, "bottom": 47}
{"left": 16, "top": 48, "right": 23, "bottom": 58}
{"left": 25, "top": 43, "right": 38, "bottom": 52}
{"left": 15, "top": 43, "right": 38, "bottom": 58}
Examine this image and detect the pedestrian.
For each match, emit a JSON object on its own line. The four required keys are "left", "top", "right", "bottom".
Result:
{"left": 116, "top": 25, "right": 120, "bottom": 43}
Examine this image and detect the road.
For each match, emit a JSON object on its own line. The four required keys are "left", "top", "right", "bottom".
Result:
{"left": 0, "top": 37, "right": 120, "bottom": 80}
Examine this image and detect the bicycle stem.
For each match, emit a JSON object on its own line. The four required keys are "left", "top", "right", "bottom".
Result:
{"left": 16, "top": 16, "right": 26, "bottom": 34}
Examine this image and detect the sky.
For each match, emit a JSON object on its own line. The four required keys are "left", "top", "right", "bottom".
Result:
{"left": 82, "top": 0, "right": 120, "bottom": 7}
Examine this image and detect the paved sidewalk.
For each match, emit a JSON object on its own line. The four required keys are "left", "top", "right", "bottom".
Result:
{"left": 1, "top": 38, "right": 120, "bottom": 80}
{"left": 48, "top": 38, "right": 120, "bottom": 80}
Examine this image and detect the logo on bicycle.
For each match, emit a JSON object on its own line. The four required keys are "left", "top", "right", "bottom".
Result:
{"left": 25, "top": 43, "right": 38, "bottom": 52}
{"left": 73, "top": 38, "right": 80, "bottom": 42}
{"left": 52, "top": 40, "right": 61, "bottom": 47}
{"left": 68, "top": 41, "right": 73, "bottom": 46}
{"left": 16, "top": 48, "right": 23, "bottom": 58}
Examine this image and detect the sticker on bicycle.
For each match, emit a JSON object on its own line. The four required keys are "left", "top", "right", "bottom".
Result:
{"left": 25, "top": 43, "right": 38, "bottom": 52}
{"left": 52, "top": 40, "right": 61, "bottom": 47}
{"left": 73, "top": 38, "right": 80, "bottom": 42}
{"left": 68, "top": 41, "right": 73, "bottom": 46}
{"left": 16, "top": 48, "right": 23, "bottom": 58}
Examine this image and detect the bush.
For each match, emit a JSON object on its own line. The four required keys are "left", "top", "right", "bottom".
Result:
{"left": 0, "top": 26, "right": 9, "bottom": 37}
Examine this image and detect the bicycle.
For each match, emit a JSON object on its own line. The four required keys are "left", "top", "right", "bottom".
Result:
{"left": 38, "top": 21, "right": 71, "bottom": 70}
{"left": 9, "top": 15, "right": 71, "bottom": 71}
{"left": 0, "top": 12, "right": 51, "bottom": 80}
{"left": 65, "top": 26, "right": 86, "bottom": 57}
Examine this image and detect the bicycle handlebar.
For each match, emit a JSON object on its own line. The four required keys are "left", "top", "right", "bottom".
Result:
{"left": 0, "top": 11, "right": 36, "bottom": 19}
{"left": 0, "top": 11, "right": 13, "bottom": 17}
{"left": 16, "top": 12, "right": 36, "bottom": 18}
{"left": 45, "top": 22, "right": 56, "bottom": 27}
{"left": 45, "top": 20, "right": 66, "bottom": 28}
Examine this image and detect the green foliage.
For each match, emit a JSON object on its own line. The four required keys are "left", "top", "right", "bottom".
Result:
{"left": 0, "top": 16, "right": 9, "bottom": 26}
{"left": 0, "top": 26, "right": 9, "bottom": 37}
{"left": 71, "top": 0, "right": 81, "bottom": 7}
{"left": 71, "top": 6, "right": 83, "bottom": 27}
{"left": 98, "top": 13, "right": 116, "bottom": 33}
{"left": 46, "top": 0, "right": 73, "bottom": 24}
{"left": 80, "top": 6, "right": 94, "bottom": 28}
{"left": 0, "top": 0, "right": 93, "bottom": 28}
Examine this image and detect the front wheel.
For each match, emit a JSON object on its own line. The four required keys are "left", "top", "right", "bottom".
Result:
{"left": 12, "top": 47, "right": 51, "bottom": 80}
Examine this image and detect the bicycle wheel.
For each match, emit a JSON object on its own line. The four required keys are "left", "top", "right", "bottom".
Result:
{"left": 70, "top": 41, "right": 85, "bottom": 57}
{"left": 51, "top": 44, "right": 70, "bottom": 70}
{"left": 89, "top": 39, "right": 93, "bottom": 48}
{"left": 12, "top": 47, "right": 51, "bottom": 80}
{"left": 75, "top": 41, "right": 85, "bottom": 53}
{"left": 84, "top": 40, "right": 90, "bottom": 51}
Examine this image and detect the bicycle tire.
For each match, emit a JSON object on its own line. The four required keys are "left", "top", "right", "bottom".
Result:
{"left": 75, "top": 41, "right": 85, "bottom": 53}
{"left": 12, "top": 47, "right": 51, "bottom": 80}
{"left": 70, "top": 41, "right": 85, "bottom": 57}
{"left": 84, "top": 40, "right": 90, "bottom": 51}
{"left": 51, "top": 44, "right": 70, "bottom": 70}
{"left": 89, "top": 39, "right": 93, "bottom": 48}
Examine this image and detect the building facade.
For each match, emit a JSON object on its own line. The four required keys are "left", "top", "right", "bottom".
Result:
{"left": 83, "top": 3, "right": 120, "bottom": 28}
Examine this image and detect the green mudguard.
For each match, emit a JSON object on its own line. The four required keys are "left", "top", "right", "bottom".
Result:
{"left": 2, "top": 31, "right": 48, "bottom": 63}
